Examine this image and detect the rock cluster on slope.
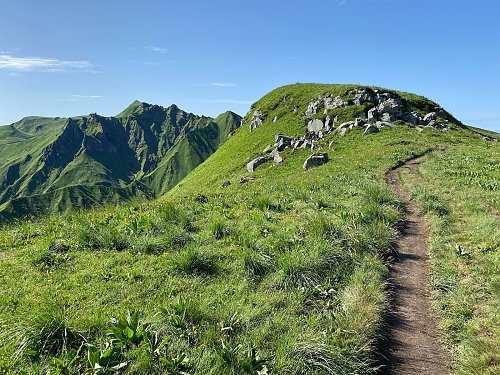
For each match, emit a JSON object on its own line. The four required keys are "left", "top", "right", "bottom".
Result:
{"left": 303, "top": 88, "right": 450, "bottom": 135}
{"left": 244, "top": 87, "right": 453, "bottom": 175}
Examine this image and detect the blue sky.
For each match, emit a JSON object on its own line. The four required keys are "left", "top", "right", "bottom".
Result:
{"left": 1, "top": 0, "right": 499, "bottom": 132}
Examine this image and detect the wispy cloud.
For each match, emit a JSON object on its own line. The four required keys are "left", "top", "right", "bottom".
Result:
{"left": 207, "top": 82, "right": 235, "bottom": 87}
{"left": 144, "top": 46, "right": 169, "bottom": 54}
{"left": 0, "top": 54, "right": 96, "bottom": 72}
{"left": 71, "top": 95, "right": 104, "bottom": 99}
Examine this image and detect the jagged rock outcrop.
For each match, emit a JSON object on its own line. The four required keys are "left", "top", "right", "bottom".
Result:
{"left": 250, "top": 110, "right": 263, "bottom": 131}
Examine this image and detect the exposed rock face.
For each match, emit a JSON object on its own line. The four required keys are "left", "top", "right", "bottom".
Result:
{"left": 247, "top": 156, "right": 271, "bottom": 173}
{"left": 423, "top": 112, "right": 436, "bottom": 123}
{"left": 250, "top": 110, "right": 263, "bottom": 131}
{"left": 305, "top": 94, "right": 347, "bottom": 116}
{"left": 303, "top": 152, "right": 329, "bottom": 170}
{"left": 302, "top": 88, "right": 450, "bottom": 132}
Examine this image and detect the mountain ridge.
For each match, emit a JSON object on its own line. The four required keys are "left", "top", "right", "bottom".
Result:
{"left": 0, "top": 102, "right": 242, "bottom": 222}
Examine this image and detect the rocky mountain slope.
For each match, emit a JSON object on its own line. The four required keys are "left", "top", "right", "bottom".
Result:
{"left": 0, "top": 102, "right": 241, "bottom": 221}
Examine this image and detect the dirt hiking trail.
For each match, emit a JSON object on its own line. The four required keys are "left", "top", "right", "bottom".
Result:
{"left": 380, "top": 156, "right": 450, "bottom": 374}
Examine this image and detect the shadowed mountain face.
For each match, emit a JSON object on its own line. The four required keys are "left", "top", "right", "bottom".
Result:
{"left": 0, "top": 102, "right": 241, "bottom": 221}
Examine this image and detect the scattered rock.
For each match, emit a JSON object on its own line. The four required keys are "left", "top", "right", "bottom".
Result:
{"left": 305, "top": 98, "right": 323, "bottom": 116}
{"left": 364, "top": 124, "right": 380, "bottom": 134}
{"left": 240, "top": 176, "right": 256, "bottom": 184}
{"left": 275, "top": 134, "right": 294, "bottom": 151}
{"left": 376, "top": 121, "right": 396, "bottom": 129}
{"left": 355, "top": 118, "right": 366, "bottom": 127}
{"left": 247, "top": 156, "right": 270, "bottom": 173}
{"left": 423, "top": 112, "right": 436, "bottom": 123}
{"left": 273, "top": 115, "right": 278, "bottom": 123}
{"left": 270, "top": 149, "right": 283, "bottom": 164}
{"left": 339, "top": 121, "right": 355, "bottom": 130}
{"left": 339, "top": 128, "right": 348, "bottom": 136}
{"left": 221, "top": 181, "right": 231, "bottom": 188}
{"left": 303, "top": 152, "right": 329, "bottom": 170}
{"left": 307, "top": 119, "right": 324, "bottom": 133}
{"left": 367, "top": 108, "right": 378, "bottom": 123}
{"left": 250, "top": 110, "right": 263, "bottom": 131}
{"left": 401, "top": 111, "right": 420, "bottom": 125}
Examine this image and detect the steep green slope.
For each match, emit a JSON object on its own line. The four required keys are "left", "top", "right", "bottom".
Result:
{"left": 0, "top": 84, "right": 497, "bottom": 374}
{"left": 0, "top": 104, "right": 241, "bottom": 222}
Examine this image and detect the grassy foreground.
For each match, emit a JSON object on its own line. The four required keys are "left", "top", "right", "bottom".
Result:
{"left": 0, "top": 84, "right": 498, "bottom": 374}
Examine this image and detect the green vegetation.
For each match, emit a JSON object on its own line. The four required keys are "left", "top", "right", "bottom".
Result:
{"left": 399, "top": 145, "right": 499, "bottom": 374}
{"left": 0, "top": 83, "right": 498, "bottom": 373}
{"left": 0, "top": 104, "right": 241, "bottom": 222}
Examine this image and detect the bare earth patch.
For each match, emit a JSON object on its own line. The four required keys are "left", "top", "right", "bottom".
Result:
{"left": 380, "top": 157, "right": 450, "bottom": 374}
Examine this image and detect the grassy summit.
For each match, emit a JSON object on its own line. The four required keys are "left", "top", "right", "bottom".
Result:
{"left": 0, "top": 84, "right": 498, "bottom": 374}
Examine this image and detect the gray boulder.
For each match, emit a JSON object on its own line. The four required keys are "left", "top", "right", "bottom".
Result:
{"left": 222, "top": 181, "right": 231, "bottom": 188}
{"left": 303, "top": 152, "right": 329, "bottom": 170}
{"left": 247, "top": 156, "right": 270, "bottom": 173}
{"left": 275, "top": 134, "right": 294, "bottom": 151}
{"left": 401, "top": 111, "right": 420, "bottom": 125}
{"left": 355, "top": 118, "right": 366, "bottom": 127}
{"left": 353, "top": 89, "right": 373, "bottom": 106}
{"left": 250, "top": 110, "right": 263, "bottom": 131}
{"left": 270, "top": 149, "right": 283, "bottom": 164}
{"left": 377, "top": 98, "right": 403, "bottom": 121}
{"left": 364, "top": 125, "right": 380, "bottom": 134}
{"left": 367, "top": 108, "right": 378, "bottom": 123}
{"left": 307, "top": 119, "right": 324, "bottom": 133}
{"left": 423, "top": 112, "right": 436, "bottom": 123}
{"left": 305, "top": 98, "right": 323, "bottom": 116}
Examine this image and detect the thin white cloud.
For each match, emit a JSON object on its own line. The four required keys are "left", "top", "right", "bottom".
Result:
{"left": 208, "top": 82, "right": 235, "bottom": 88}
{"left": 0, "top": 54, "right": 96, "bottom": 72}
{"left": 144, "top": 46, "right": 169, "bottom": 54}
{"left": 71, "top": 95, "right": 104, "bottom": 99}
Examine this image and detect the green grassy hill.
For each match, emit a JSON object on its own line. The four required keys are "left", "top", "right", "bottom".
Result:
{"left": 0, "top": 84, "right": 498, "bottom": 374}
{"left": 0, "top": 104, "right": 241, "bottom": 222}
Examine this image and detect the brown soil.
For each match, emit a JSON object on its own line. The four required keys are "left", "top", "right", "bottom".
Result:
{"left": 379, "top": 157, "right": 450, "bottom": 374}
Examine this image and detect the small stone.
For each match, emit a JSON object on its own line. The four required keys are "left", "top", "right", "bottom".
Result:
{"left": 222, "top": 181, "right": 231, "bottom": 188}
{"left": 240, "top": 176, "right": 256, "bottom": 184}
